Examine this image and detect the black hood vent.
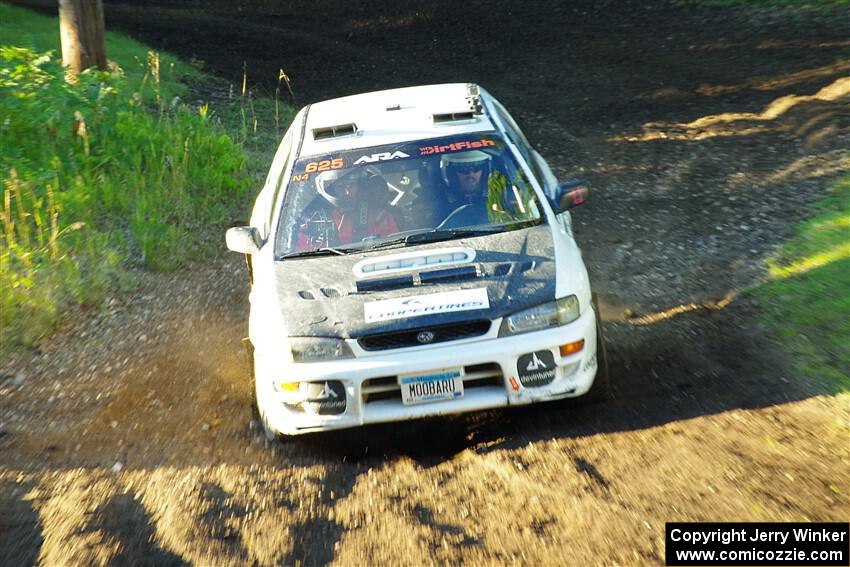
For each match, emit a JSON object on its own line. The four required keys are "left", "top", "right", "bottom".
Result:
{"left": 320, "top": 287, "right": 344, "bottom": 298}
{"left": 419, "top": 265, "right": 478, "bottom": 284}
{"left": 356, "top": 274, "right": 415, "bottom": 293}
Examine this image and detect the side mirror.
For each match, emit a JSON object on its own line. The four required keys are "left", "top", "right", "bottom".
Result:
{"left": 553, "top": 180, "right": 590, "bottom": 214}
{"left": 226, "top": 226, "right": 261, "bottom": 254}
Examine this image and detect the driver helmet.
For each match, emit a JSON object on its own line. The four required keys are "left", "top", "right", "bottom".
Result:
{"left": 440, "top": 150, "right": 492, "bottom": 188}
{"left": 315, "top": 169, "right": 363, "bottom": 208}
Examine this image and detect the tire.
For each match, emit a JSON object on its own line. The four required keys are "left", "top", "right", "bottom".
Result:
{"left": 583, "top": 296, "right": 610, "bottom": 403}
{"left": 254, "top": 380, "right": 289, "bottom": 444}
{"left": 244, "top": 337, "right": 287, "bottom": 443}
{"left": 256, "top": 397, "right": 284, "bottom": 443}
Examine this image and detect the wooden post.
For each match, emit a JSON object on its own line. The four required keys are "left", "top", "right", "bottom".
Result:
{"left": 58, "top": 0, "right": 107, "bottom": 77}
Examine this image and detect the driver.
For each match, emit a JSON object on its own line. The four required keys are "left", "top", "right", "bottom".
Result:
{"left": 437, "top": 150, "right": 493, "bottom": 225}
{"left": 296, "top": 168, "right": 399, "bottom": 249}
{"left": 441, "top": 150, "right": 491, "bottom": 204}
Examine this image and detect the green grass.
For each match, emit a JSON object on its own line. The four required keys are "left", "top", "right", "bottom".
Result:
{"left": 0, "top": 3, "right": 293, "bottom": 350}
{"left": 753, "top": 175, "right": 850, "bottom": 392}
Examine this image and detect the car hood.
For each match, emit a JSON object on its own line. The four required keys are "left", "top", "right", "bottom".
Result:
{"left": 273, "top": 225, "right": 557, "bottom": 338}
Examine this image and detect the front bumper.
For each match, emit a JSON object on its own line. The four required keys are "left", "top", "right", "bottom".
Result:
{"left": 255, "top": 308, "right": 599, "bottom": 436}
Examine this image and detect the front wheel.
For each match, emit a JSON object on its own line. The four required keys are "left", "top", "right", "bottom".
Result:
{"left": 254, "top": 379, "right": 291, "bottom": 444}
{"left": 583, "top": 296, "right": 610, "bottom": 403}
{"left": 255, "top": 394, "right": 284, "bottom": 443}
{"left": 245, "top": 337, "right": 287, "bottom": 443}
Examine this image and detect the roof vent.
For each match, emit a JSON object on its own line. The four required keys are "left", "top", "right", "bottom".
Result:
{"left": 312, "top": 123, "right": 357, "bottom": 141}
{"left": 432, "top": 111, "right": 476, "bottom": 124}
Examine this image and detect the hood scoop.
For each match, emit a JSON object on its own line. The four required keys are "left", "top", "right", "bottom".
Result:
{"left": 355, "top": 265, "right": 479, "bottom": 293}
{"left": 353, "top": 247, "right": 475, "bottom": 278}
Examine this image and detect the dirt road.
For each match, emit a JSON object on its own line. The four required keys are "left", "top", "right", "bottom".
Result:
{"left": 2, "top": 0, "right": 849, "bottom": 564}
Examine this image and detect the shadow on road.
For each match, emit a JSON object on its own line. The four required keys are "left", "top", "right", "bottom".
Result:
{"left": 0, "top": 480, "right": 42, "bottom": 567}
{"left": 287, "top": 297, "right": 823, "bottom": 467}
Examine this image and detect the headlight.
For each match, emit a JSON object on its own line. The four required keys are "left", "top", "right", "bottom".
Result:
{"left": 498, "top": 295, "right": 580, "bottom": 337}
{"left": 289, "top": 337, "right": 354, "bottom": 362}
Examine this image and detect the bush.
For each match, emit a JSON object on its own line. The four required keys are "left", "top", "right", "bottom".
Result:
{"left": 0, "top": 47, "right": 250, "bottom": 348}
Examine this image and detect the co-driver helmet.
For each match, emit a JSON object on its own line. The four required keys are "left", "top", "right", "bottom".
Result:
{"left": 315, "top": 169, "right": 362, "bottom": 208}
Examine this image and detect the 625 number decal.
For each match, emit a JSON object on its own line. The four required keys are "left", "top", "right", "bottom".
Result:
{"left": 304, "top": 158, "right": 343, "bottom": 173}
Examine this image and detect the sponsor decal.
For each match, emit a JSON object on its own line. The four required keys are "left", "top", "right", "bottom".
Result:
{"left": 364, "top": 288, "right": 489, "bottom": 323}
{"left": 353, "top": 151, "right": 410, "bottom": 165}
{"left": 517, "top": 350, "right": 556, "bottom": 387}
{"left": 583, "top": 352, "right": 597, "bottom": 372}
{"left": 304, "top": 158, "right": 344, "bottom": 173}
{"left": 313, "top": 382, "right": 339, "bottom": 400}
{"left": 419, "top": 139, "right": 496, "bottom": 155}
{"left": 300, "top": 381, "right": 346, "bottom": 415}
{"left": 509, "top": 375, "right": 521, "bottom": 392}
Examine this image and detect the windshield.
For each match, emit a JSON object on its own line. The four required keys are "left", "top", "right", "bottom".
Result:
{"left": 274, "top": 133, "right": 544, "bottom": 258}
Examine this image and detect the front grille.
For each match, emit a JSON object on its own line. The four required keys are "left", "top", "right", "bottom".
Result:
{"left": 357, "top": 320, "right": 491, "bottom": 351}
{"left": 361, "top": 363, "right": 503, "bottom": 403}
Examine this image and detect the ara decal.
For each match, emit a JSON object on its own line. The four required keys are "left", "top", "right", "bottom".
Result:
{"left": 353, "top": 151, "right": 410, "bottom": 165}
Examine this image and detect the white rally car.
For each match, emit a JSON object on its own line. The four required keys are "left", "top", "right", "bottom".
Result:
{"left": 226, "top": 83, "right": 607, "bottom": 439}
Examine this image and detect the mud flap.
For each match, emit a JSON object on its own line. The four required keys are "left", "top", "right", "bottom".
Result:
{"left": 244, "top": 254, "right": 254, "bottom": 284}
{"left": 241, "top": 337, "right": 255, "bottom": 378}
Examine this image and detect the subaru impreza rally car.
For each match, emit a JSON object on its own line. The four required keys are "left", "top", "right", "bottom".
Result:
{"left": 226, "top": 83, "right": 607, "bottom": 439}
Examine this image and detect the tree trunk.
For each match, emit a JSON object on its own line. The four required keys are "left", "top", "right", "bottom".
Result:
{"left": 58, "top": 0, "right": 107, "bottom": 77}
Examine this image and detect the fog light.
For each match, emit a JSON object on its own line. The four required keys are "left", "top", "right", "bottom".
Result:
{"left": 275, "top": 381, "right": 301, "bottom": 392}
{"left": 559, "top": 340, "right": 585, "bottom": 357}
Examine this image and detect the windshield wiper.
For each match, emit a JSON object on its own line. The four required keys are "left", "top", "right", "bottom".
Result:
{"left": 280, "top": 246, "right": 354, "bottom": 259}
{"left": 404, "top": 227, "right": 506, "bottom": 245}
{"left": 359, "top": 227, "right": 504, "bottom": 252}
{"left": 360, "top": 237, "right": 408, "bottom": 252}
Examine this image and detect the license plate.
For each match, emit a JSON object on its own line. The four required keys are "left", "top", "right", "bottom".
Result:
{"left": 399, "top": 368, "right": 464, "bottom": 405}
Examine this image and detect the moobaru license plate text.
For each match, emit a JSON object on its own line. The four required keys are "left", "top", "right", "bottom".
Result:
{"left": 399, "top": 368, "right": 464, "bottom": 405}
